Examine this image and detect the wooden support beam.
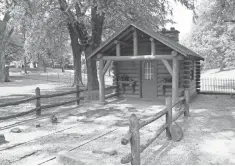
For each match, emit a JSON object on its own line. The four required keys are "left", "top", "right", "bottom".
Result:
{"left": 172, "top": 51, "right": 179, "bottom": 106}
{"left": 162, "top": 60, "right": 173, "bottom": 76}
{"left": 150, "top": 37, "right": 155, "bottom": 56}
{"left": 101, "top": 55, "right": 184, "bottom": 61}
{"left": 139, "top": 61, "right": 142, "bottom": 98}
{"left": 97, "top": 53, "right": 103, "bottom": 59}
{"left": 97, "top": 53, "right": 115, "bottom": 58}
{"left": 133, "top": 28, "right": 138, "bottom": 56}
{"left": 114, "top": 40, "right": 130, "bottom": 46}
{"left": 102, "top": 60, "right": 112, "bottom": 75}
{"left": 99, "top": 59, "right": 105, "bottom": 104}
{"left": 115, "top": 41, "right": 121, "bottom": 56}
{"left": 102, "top": 28, "right": 133, "bottom": 53}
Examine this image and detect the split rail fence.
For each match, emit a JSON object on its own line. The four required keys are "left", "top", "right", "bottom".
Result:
{"left": 0, "top": 85, "right": 84, "bottom": 120}
{"left": 120, "top": 89, "right": 190, "bottom": 165}
{"left": 0, "top": 85, "right": 118, "bottom": 121}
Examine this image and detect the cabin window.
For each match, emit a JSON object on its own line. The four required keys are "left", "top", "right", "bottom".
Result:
{"left": 144, "top": 61, "right": 154, "bottom": 80}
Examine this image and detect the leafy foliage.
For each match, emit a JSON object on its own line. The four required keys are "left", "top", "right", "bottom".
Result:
{"left": 182, "top": 0, "right": 235, "bottom": 71}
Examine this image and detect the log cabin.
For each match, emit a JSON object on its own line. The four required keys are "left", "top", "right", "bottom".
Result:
{"left": 87, "top": 23, "right": 204, "bottom": 104}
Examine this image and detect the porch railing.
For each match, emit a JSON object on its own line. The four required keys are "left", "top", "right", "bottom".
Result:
{"left": 120, "top": 89, "right": 190, "bottom": 165}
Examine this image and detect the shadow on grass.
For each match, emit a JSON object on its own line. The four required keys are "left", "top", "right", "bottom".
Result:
{"left": 214, "top": 67, "right": 235, "bottom": 74}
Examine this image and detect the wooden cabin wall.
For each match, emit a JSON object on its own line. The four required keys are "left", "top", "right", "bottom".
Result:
{"left": 189, "top": 60, "right": 197, "bottom": 96}
{"left": 157, "top": 60, "right": 185, "bottom": 97}
{"left": 116, "top": 61, "right": 140, "bottom": 97}
{"left": 183, "top": 58, "right": 197, "bottom": 97}
{"left": 121, "top": 35, "right": 174, "bottom": 56}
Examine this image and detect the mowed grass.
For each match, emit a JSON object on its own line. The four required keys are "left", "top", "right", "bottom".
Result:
{"left": 201, "top": 67, "right": 235, "bottom": 79}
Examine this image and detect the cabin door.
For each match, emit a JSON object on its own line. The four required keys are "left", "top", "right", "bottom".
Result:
{"left": 141, "top": 61, "right": 157, "bottom": 98}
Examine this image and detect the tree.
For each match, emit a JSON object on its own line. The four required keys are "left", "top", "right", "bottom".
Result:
{"left": 24, "top": 1, "right": 71, "bottom": 73}
{"left": 0, "top": 2, "right": 14, "bottom": 82}
{"left": 183, "top": 0, "right": 235, "bottom": 71}
{"left": 57, "top": 0, "right": 195, "bottom": 89}
{"left": 0, "top": 0, "right": 35, "bottom": 82}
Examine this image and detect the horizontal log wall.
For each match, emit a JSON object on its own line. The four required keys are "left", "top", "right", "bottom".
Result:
{"left": 157, "top": 59, "right": 184, "bottom": 97}
{"left": 116, "top": 61, "right": 140, "bottom": 96}
{"left": 195, "top": 60, "right": 201, "bottom": 93}
{"left": 183, "top": 58, "right": 197, "bottom": 97}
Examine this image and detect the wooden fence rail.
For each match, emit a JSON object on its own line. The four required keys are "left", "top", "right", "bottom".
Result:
{"left": 121, "top": 89, "right": 190, "bottom": 165}
{"left": 0, "top": 85, "right": 83, "bottom": 120}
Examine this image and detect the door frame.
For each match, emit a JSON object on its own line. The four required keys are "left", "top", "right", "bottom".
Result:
{"left": 141, "top": 60, "right": 158, "bottom": 99}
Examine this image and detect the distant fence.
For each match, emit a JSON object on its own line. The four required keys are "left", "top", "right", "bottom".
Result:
{"left": 23, "top": 72, "right": 113, "bottom": 86}
{"left": 24, "top": 72, "right": 76, "bottom": 84}
{"left": 120, "top": 90, "right": 190, "bottom": 165}
{"left": 200, "top": 78, "right": 235, "bottom": 94}
{"left": 0, "top": 85, "right": 84, "bottom": 120}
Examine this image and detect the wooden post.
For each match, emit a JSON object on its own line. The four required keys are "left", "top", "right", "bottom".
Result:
{"left": 133, "top": 28, "right": 138, "bottom": 56}
{"left": 99, "top": 59, "right": 105, "bottom": 104}
{"left": 172, "top": 51, "right": 179, "bottom": 107}
{"left": 184, "top": 89, "right": 190, "bottom": 117}
{"left": 76, "top": 84, "right": 80, "bottom": 105}
{"left": 150, "top": 37, "right": 155, "bottom": 56}
{"left": 165, "top": 97, "right": 172, "bottom": 139}
{"left": 129, "top": 114, "right": 140, "bottom": 165}
{"left": 35, "top": 87, "right": 41, "bottom": 116}
{"left": 115, "top": 41, "right": 121, "bottom": 56}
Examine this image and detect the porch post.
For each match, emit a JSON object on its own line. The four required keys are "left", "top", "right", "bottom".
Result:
{"left": 150, "top": 37, "right": 155, "bottom": 55}
{"left": 133, "top": 28, "right": 138, "bottom": 56}
{"left": 115, "top": 41, "right": 121, "bottom": 56}
{"left": 99, "top": 57, "right": 105, "bottom": 104}
{"left": 172, "top": 51, "right": 179, "bottom": 106}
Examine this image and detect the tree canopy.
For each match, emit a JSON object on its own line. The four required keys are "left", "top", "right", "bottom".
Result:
{"left": 0, "top": 0, "right": 196, "bottom": 83}
{"left": 183, "top": 0, "right": 235, "bottom": 71}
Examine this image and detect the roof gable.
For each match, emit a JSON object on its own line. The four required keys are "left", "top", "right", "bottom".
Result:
{"left": 88, "top": 23, "right": 204, "bottom": 60}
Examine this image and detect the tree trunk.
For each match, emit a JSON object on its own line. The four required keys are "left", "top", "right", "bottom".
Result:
{"left": 33, "top": 62, "right": 37, "bottom": 68}
{"left": 43, "top": 59, "right": 47, "bottom": 73}
{"left": 219, "top": 61, "right": 224, "bottom": 71}
{"left": 4, "top": 66, "right": 9, "bottom": 82}
{"left": 24, "top": 56, "right": 27, "bottom": 74}
{"left": 83, "top": 6, "right": 104, "bottom": 90}
{"left": 0, "top": 52, "right": 5, "bottom": 82}
{"left": 85, "top": 46, "right": 99, "bottom": 90}
{"left": 61, "top": 58, "right": 65, "bottom": 72}
{"left": 0, "top": 15, "right": 13, "bottom": 82}
{"left": 67, "top": 24, "right": 82, "bottom": 86}
{"left": 51, "top": 59, "right": 55, "bottom": 68}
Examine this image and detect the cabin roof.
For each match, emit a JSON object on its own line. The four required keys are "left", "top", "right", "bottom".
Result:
{"left": 87, "top": 23, "right": 204, "bottom": 60}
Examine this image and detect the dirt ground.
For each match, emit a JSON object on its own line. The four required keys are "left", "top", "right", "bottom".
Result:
{"left": 0, "top": 94, "right": 234, "bottom": 165}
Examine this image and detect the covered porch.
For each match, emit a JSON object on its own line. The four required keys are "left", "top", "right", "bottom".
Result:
{"left": 88, "top": 23, "right": 203, "bottom": 104}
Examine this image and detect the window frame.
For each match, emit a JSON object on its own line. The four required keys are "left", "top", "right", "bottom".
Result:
{"left": 144, "top": 61, "right": 154, "bottom": 80}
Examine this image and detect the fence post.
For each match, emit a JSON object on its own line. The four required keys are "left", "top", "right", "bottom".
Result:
{"left": 129, "top": 114, "right": 140, "bottom": 165}
{"left": 165, "top": 97, "right": 172, "bottom": 139}
{"left": 35, "top": 87, "right": 41, "bottom": 116}
{"left": 76, "top": 84, "right": 80, "bottom": 105}
{"left": 184, "top": 89, "right": 190, "bottom": 117}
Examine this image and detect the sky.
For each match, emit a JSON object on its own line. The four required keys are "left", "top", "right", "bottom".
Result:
{"left": 166, "top": 1, "right": 194, "bottom": 41}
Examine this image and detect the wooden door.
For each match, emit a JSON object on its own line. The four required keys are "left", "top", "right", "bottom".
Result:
{"left": 142, "top": 61, "right": 157, "bottom": 98}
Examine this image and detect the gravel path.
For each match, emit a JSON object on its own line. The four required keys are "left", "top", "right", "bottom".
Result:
{"left": 0, "top": 95, "right": 234, "bottom": 165}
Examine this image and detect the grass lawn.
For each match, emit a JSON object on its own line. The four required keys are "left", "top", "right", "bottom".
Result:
{"left": 201, "top": 67, "right": 235, "bottom": 79}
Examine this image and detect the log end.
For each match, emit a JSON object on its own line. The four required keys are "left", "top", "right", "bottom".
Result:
{"left": 121, "top": 138, "right": 129, "bottom": 145}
